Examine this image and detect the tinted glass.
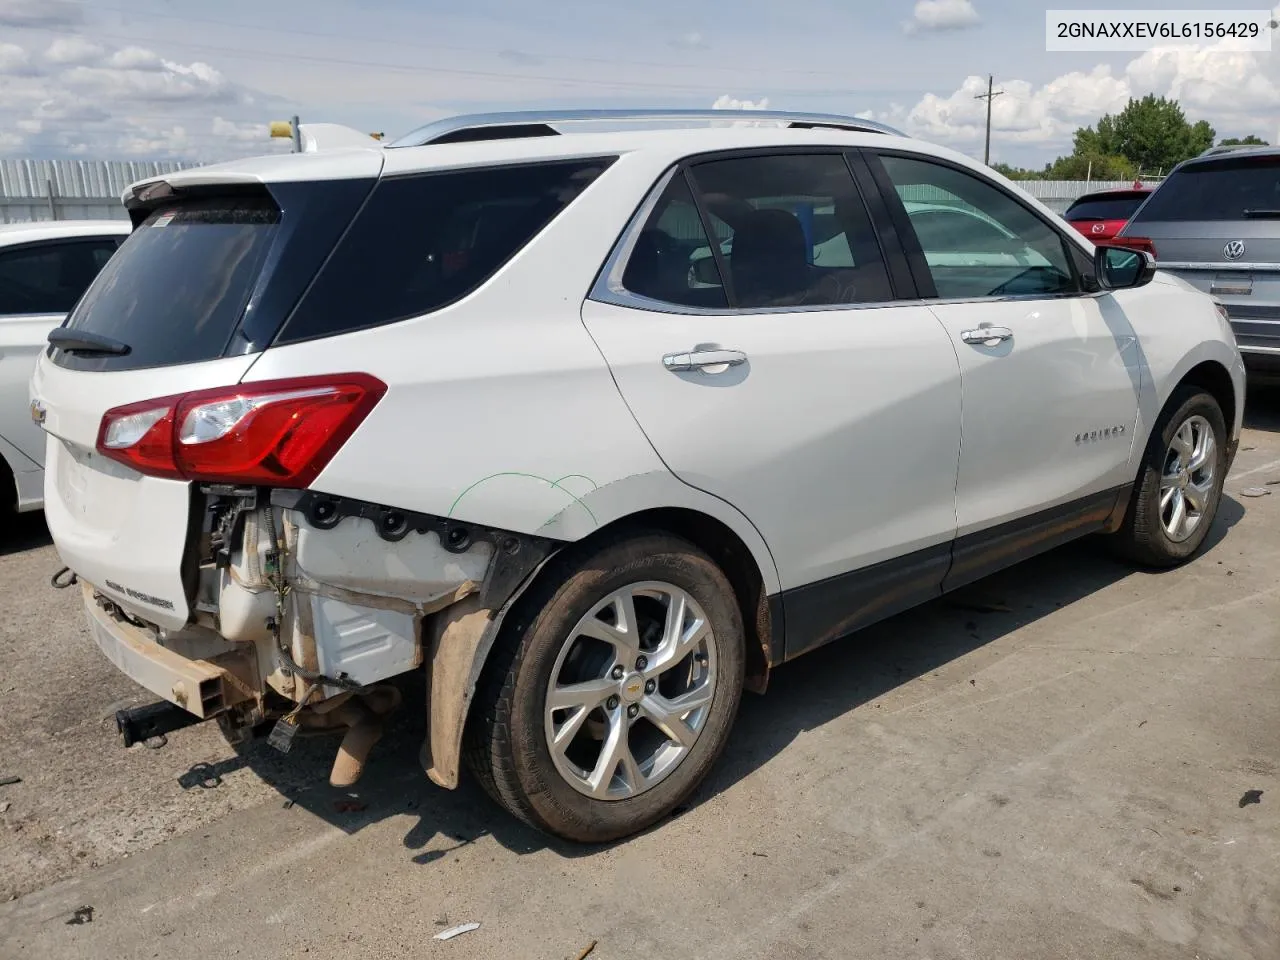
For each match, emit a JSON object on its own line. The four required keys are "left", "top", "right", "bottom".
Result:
{"left": 0, "top": 239, "right": 119, "bottom": 315}
{"left": 58, "top": 197, "right": 279, "bottom": 369}
{"left": 280, "top": 158, "right": 614, "bottom": 343}
{"left": 1064, "top": 193, "right": 1147, "bottom": 222}
{"left": 688, "top": 153, "right": 892, "bottom": 308}
{"left": 621, "top": 172, "right": 729, "bottom": 309}
{"left": 880, "top": 155, "right": 1078, "bottom": 299}
{"left": 1133, "top": 156, "right": 1280, "bottom": 222}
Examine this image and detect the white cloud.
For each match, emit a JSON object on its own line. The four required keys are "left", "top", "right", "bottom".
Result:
{"left": 0, "top": 41, "right": 36, "bottom": 75}
{"left": 712, "top": 95, "right": 770, "bottom": 111}
{"left": 903, "top": 0, "right": 981, "bottom": 34}
{"left": 672, "top": 31, "right": 708, "bottom": 50}
{"left": 888, "top": 28, "right": 1280, "bottom": 156}
{"left": 0, "top": 0, "right": 81, "bottom": 27}
{"left": 44, "top": 37, "right": 106, "bottom": 66}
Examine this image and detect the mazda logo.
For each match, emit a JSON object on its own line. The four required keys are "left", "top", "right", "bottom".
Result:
{"left": 1224, "top": 240, "right": 1246, "bottom": 261}
{"left": 1091, "top": 223, "right": 1105, "bottom": 234}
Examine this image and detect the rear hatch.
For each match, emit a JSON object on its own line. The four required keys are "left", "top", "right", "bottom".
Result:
{"left": 1120, "top": 153, "right": 1280, "bottom": 352}
{"left": 1063, "top": 189, "right": 1148, "bottom": 241}
{"left": 31, "top": 159, "right": 380, "bottom": 629}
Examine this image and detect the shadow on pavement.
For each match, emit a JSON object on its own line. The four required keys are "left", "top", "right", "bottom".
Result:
{"left": 224, "top": 494, "right": 1245, "bottom": 861}
{"left": 0, "top": 510, "right": 52, "bottom": 558}
{"left": 1244, "top": 382, "right": 1280, "bottom": 433}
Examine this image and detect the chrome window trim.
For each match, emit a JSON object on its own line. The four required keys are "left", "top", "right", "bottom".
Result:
{"left": 1157, "top": 261, "right": 1280, "bottom": 272}
{"left": 587, "top": 151, "right": 1101, "bottom": 318}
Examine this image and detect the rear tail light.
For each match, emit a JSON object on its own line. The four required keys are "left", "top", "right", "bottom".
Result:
{"left": 1108, "top": 236, "right": 1157, "bottom": 258}
{"left": 96, "top": 374, "right": 386, "bottom": 486}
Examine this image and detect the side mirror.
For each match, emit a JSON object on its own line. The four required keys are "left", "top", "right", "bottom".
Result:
{"left": 1095, "top": 245, "right": 1156, "bottom": 290}
{"left": 690, "top": 254, "right": 723, "bottom": 287}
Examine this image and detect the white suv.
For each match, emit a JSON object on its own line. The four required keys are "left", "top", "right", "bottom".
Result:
{"left": 0, "top": 220, "right": 129, "bottom": 511}
{"left": 30, "top": 111, "right": 1245, "bottom": 842}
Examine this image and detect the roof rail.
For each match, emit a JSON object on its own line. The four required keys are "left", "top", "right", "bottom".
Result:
{"left": 1198, "top": 142, "right": 1275, "bottom": 158}
{"left": 387, "top": 109, "right": 904, "bottom": 148}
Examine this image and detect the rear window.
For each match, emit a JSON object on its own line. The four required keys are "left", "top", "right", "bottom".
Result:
{"left": 278, "top": 157, "right": 615, "bottom": 344}
{"left": 1133, "top": 156, "right": 1280, "bottom": 222}
{"left": 1064, "top": 193, "right": 1147, "bottom": 222}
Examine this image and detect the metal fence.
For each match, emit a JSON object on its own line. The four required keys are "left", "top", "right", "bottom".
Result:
{"left": 0, "top": 159, "right": 199, "bottom": 223}
{"left": 0, "top": 158, "right": 1145, "bottom": 223}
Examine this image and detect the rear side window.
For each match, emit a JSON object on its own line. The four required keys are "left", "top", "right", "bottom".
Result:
{"left": 1064, "top": 193, "right": 1147, "bottom": 222}
{"left": 0, "top": 238, "right": 119, "bottom": 315}
{"left": 1133, "top": 156, "right": 1280, "bottom": 222}
{"left": 279, "top": 158, "right": 614, "bottom": 343}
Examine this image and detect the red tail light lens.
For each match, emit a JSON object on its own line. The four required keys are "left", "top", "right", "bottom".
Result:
{"left": 1108, "top": 236, "right": 1157, "bottom": 258}
{"left": 96, "top": 374, "right": 386, "bottom": 486}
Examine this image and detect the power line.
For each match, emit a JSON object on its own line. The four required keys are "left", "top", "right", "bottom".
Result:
{"left": 46, "top": 0, "right": 894, "bottom": 84}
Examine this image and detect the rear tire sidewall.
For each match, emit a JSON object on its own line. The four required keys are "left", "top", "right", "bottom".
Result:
{"left": 1133, "top": 390, "right": 1227, "bottom": 563}
{"left": 503, "top": 536, "right": 744, "bottom": 842}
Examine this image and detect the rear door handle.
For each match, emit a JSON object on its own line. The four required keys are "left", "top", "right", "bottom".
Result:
{"left": 663, "top": 348, "right": 748, "bottom": 373}
{"left": 960, "top": 325, "right": 1013, "bottom": 346}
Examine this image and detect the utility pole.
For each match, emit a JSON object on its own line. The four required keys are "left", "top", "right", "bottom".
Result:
{"left": 974, "top": 74, "right": 1004, "bottom": 166}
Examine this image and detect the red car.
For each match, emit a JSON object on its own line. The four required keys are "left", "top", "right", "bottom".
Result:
{"left": 1063, "top": 183, "right": 1152, "bottom": 242}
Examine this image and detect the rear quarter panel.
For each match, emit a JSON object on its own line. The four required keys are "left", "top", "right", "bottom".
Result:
{"left": 240, "top": 149, "right": 782, "bottom": 594}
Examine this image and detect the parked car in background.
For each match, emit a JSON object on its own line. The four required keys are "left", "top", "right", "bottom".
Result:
{"left": 1063, "top": 183, "right": 1152, "bottom": 242}
{"left": 30, "top": 110, "right": 1244, "bottom": 843}
{"left": 1116, "top": 145, "right": 1280, "bottom": 382}
{"left": 1, "top": 220, "right": 130, "bottom": 511}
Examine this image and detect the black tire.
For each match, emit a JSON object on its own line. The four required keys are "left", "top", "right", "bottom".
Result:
{"left": 1112, "top": 386, "right": 1227, "bottom": 567}
{"left": 464, "top": 532, "right": 745, "bottom": 843}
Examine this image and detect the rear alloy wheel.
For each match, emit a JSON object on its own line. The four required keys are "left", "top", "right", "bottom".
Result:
{"left": 465, "top": 534, "right": 744, "bottom": 842}
{"left": 1113, "top": 386, "right": 1227, "bottom": 567}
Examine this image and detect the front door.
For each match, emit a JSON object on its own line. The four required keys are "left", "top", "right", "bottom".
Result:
{"left": 869, "top": 152, "right": 1142, "bottom": 586}
{"left": 582, "top": 151, "right": 963, "bottom": 657}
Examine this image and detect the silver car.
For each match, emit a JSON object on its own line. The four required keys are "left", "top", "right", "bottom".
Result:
{"left": 1117, "top": 145, "right": 1280, "bottom": 382}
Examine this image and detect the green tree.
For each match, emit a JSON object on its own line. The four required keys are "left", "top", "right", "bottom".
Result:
{"left": 1044, "top": 152, "right": 1135, "bottom": 181}
{"left": 990, "top": 161, "right": 1041, "bottom": 181}
{"left": 1070, "top": 95, "right": 1215, "bottom": 174}
{"left": 1218, "top": 135, "right": 1269, "bottom": 146}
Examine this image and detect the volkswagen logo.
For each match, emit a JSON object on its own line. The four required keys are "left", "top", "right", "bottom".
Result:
{"left": 1224, "top": 240, "right": 1246, "bottom": 261}
{"left": 29, "top": 399, "right": 46, "bottom": 426}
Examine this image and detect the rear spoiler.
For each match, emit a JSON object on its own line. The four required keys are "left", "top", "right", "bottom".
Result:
{"left": 119, "top": 123, "right": 383, "bottom": 206}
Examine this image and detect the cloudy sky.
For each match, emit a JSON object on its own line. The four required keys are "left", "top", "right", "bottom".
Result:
{"left": 0, "top": 0, "right": 1276, "bottom": 164}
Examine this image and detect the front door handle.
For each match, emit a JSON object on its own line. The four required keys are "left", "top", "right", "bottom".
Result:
{"left": 960, "top": 325, "right": 1014, "bottom": 346}
{"left": 663, "top": 348, "right": 748, "bottom": 373}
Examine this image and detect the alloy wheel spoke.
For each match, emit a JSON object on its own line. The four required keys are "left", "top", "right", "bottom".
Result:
{"left": 1159, "top": 483, "right": 1178, "bottom": 511}
{"left": 551, "top": 705, "right": 592, "bottom": 751}
{"left": 577, "top": 592, "right": 640, "bottom": 661}
{"left": 1171, "top": 423, "right": 1193, "bottom": 459}
{"left": 1183, "top": 482, "right": 1206, "bottom": 513}
{"left": 547, "top": 676, "right": 615, "bottom": 713}
{"left": 641, "top": 692, "right": 701, "bottom": 748}
{"left": 652, "top": 608, "right": 709, "bottom": 674}
{"left": 1167, "top": 489, "right": 1187, "bottom": 538}
{"left": 1188, "top": 432, "right": 1215, "bottom": 473}
{"left": 587, "top": 711, "right": 632, "bottom": 798}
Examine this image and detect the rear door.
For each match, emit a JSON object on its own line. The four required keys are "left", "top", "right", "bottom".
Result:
{"left": 1122, "top": 153, "right": 1280, "bottom": 356}
{"left": 0, "top": 236, "right": 121, "bottom": 469}
{"left": 583, "top": 150, "right": 963, "bottom": 658}
{"left": 868, "top": 150, "right": 1141, "bottom": 585}
{"left": 30, "top": 174, "right": 377, "bottom": 629}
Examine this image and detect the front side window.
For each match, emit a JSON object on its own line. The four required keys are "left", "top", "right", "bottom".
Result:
{"left": 620, "top": 152, "right": 892, "bottom": 311}
{"left": 0, "top": 238, "right": 119, "bottom": 315}
{"left": 879, "top": 155, "right": 1079, "bottom": 299}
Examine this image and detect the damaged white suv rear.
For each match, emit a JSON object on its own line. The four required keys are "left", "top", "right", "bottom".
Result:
{"left": 31, "top": 111, "right": 1245, "bottom": 842}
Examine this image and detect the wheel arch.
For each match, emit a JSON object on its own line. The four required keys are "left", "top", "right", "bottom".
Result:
{"left": 1176, "top": 359, "right": 1237, "bottom": 441}
{"left": 421, "top": 503, "right": 779, "bottom": 791}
